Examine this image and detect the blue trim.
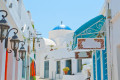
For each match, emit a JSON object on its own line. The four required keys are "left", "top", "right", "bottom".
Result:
{"left": 93, "top": 53, "right": 96, "bottom": 80}
{"left": 102, "top": 38, "right": 108, "bottom": 80}
{"left": 93, "top": 38, "right": 108, "bottom": 80}
{"left": 75, "top": 15, "right": 105, "bottom": 35}
{"left": 72, "top": 15, "right": 106, "bottom": 50}
{"left": 77, "top": 59, "right": 82, "bottom": 72}
{"left": 102, "top": 50, "right": 108, "bottom": 80}
{"left": 66, "top": 60, "right": 72, "bottom": 75}
{"left": 96, "top": 50, "right": 101, "bottom": 80}
{"left": 44, "top": 61, "right": 49, "bottom": 78}
{"left": 56, "top": 61, "right": 60, "bottom": 74}
{"left": 22, "top": 56, "right": 26, "bottom": 78}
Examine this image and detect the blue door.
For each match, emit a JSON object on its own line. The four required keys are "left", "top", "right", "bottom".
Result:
{"left": 44, "top": 61, "right": 49, "bottom": 78}
{"left": 66, "top": 60, "right": 72, "bottom": 75}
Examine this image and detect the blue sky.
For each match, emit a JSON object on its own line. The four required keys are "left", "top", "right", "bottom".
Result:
{"left": 23, "top": 0, "right": 104, "bottom": 38}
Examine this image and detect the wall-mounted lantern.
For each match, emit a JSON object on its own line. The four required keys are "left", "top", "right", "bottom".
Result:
{"left": 0, "top": 10, "right": 10, "bottom": 42}
{"left": 19, "top": 41, "right": 26, "bottom": 61}
{"left": 19, "top": 41, "right": 28, "bottom": 68}
{"left": 0, "top": 10, "right": 26, "bottom": 61}
{"left": 10, "top": 32, "right": 20, "bottom": 57}
{"left": 37, "top": 38, "right": 40, "bottom": 42}
{"left": 0, "top": 10, "right": 20, "bottom": 58}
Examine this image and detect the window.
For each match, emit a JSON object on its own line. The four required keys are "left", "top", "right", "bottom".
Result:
{"left": 56, "top": 61, "right": 60, "bottom": 74}
{"left": 77, "top": 59, "right": 82, "bottom": 72}
{"left": 44, "top": 61, "right": 49, "bottom": 78}
{"left": 34, "top": 54, "right": 36, "bottom": 59}
{"left": 22, "top": 53, "right": 26, "bottom": 78}
{"left": 22, "top": 60, "right": 26, "bottom": 78}
{"left": 39, "top": 44, "right": 40, "bottom": 47}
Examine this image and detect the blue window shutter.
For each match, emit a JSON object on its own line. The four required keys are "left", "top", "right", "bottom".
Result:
{"left": 22, "top": 57, "right": 26, "bottom": 78}
{"left": 102, "top": 49, "right": 108, "bottom": 80}
{"left": 93, "top": 53, "right": 96, "bottom": 80}
{"left": 96, "top": 50, "right": 101, "bottom": 80}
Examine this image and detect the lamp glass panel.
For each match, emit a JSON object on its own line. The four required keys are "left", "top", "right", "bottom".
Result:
{"left": 20, "top": 52, "right": 22, "bottom": 59}
{"left": 37, "top": 38, "right": 40, "bottom": 42}
{"left": 22, "top": 52, "right": 24, "bottom": 59}
{"left": 15, "top": 41, "right": 19, "bottom": 49}
{"left": 11, "top": 41, "right": 14, "bottom": 50}
{"left": 2, "top": 29, "right": 7, "bottom": 38}
{"left": 21, "top": 51, "right": 26, "bottom": 60}
{"left": 23, "top": 52, "right": 26, "bottom": 58}
{"left": 0, "top": 26, "right": 1, "bottom": 37}
{"left": 39, "top": 44, "right": 40, "bottom": 47}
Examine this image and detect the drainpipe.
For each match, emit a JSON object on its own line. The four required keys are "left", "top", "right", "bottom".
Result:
{"left": 106, "top": 0, "right": 112, "bottom": 80}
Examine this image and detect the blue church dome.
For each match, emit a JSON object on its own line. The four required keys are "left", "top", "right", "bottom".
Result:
{"left": 52, "top": 25, "right": 72, "bottom": 30}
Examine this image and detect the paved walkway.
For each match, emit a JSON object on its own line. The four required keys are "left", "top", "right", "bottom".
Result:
{"left": 36, "top": 76, "right": 51, "bottom": 80}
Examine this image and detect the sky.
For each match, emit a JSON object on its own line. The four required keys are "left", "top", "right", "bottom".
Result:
{"left": 23, "top": 0, "right": 105, "bottom": 38}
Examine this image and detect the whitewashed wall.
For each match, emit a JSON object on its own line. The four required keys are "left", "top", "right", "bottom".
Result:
{"left": 105, "top": 0, "right": 120, "bottom": 80}
{"left": 49, "top": 30, "right": 74, "bottom": 49}
{"left": 0, "top": 0, "right": 35, "bottom": 80}
{"left": 37, "top": 40, "right": 79, "bottom": 80}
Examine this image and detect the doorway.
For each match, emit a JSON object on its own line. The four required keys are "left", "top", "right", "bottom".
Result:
{"left": 44, "top": 61, "right": 49, "bottom": 78}
{"left": 66, "top": 60, "right": 72, "bottom": 75}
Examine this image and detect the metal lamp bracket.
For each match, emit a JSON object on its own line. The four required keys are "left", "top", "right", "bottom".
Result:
{"left": 5, "top": 28, "right": 18, "bottom": 49}
{"left": 0, "top": 10, "right": 8, "bottom": 20}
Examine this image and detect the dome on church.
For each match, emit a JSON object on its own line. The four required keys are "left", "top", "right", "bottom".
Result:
{"left": 52, "top": 25, "right": 72, "bottom": 30}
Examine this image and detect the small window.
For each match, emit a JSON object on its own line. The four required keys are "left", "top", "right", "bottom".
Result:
{"left": 34, "top": 54, "right": 36, "bottom": 59}
{"left": 22, "top": 59, "right": 26, "bottom": 78}
{"left": 56, "top": 61, "right": 60, "bottom": 74}
{"left": 77, "top": 59, "right": 82, "bottom": 72}
{"left": 39, "top": 44, "right": 40, "bottom": 47}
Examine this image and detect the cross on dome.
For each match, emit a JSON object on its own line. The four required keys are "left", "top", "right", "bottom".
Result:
{"left": 52, "top": 21, "right": 72, "bottom": 30}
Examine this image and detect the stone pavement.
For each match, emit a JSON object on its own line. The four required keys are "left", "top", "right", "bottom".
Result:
{"left": 36, "top": 76, "right": 62, "bottom": 80}
{"left": 36, "top": 76, "right": 51, "bottom": 80}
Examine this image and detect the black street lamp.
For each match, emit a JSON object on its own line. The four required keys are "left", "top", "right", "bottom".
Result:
{"left": 0, "top": 10, "right": 25, "bottom": 61}
{"left": 19, "top": 41, "right": 28, "bottom": 68}
{"left": 19, "top": 41, "right": 26, "bottom": 61}
{"left": 0, "top": 10, "right": 20, "bottom": 57}
{"left": 37, "top": 38, "right": 40, "bottom": 42}
{"left": 10, "top": 31, "right": 20, "bottom": 57}
{"left": 0, "top": 10, "right": 10, "bottom": 42}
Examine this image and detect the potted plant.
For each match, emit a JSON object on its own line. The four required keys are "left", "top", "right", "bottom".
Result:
{"left": 50, "top": 45, "right": 54, "bottom": 51}
{"left": 63, "top": 67, "right": 70, "bottom": 75}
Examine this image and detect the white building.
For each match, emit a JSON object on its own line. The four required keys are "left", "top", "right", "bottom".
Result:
{"left": 101, "top": 0, "right": 120, "bottom": 80}
{"left": 0, "top": 0, "right": 36, "bottom": 80}
{"left": 36, "top": 24, "right": 91, "bottom": 80}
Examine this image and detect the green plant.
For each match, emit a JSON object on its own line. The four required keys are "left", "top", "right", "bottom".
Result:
{"left": 81, "top": 64, "right": 87, "bottom": 70}
{"left": 22, "top": 35, "right": 26, "bottom": 39}
{"left": 50, "top": 45, "right": 54, "bottom": 49}
{"left": 32, "top": 24, "right": 34, "bottom": 29}
{"left": 50, "top": 45, "right": 54, "bottom": 51}
{"left": 70, "top": 41, "right": 72, "bottom": 45}
{"left": 54, "top": 48, "right": 58, "bottom": 50}
{"left": 50, "top": 45, "right": 54, "bottom": 47}
{"left": 63, "top": 67, "right": 70, "bottom": 71}
{"left": 67, "top": 44, "right": 69, "bottom": 47}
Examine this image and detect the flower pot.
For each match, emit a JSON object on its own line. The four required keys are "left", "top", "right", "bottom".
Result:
{"left": 50, "top": 49, "right": 53, "bottom": 51}
{"left": 64, "top": 71, "right": 68, "bottom": 75}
